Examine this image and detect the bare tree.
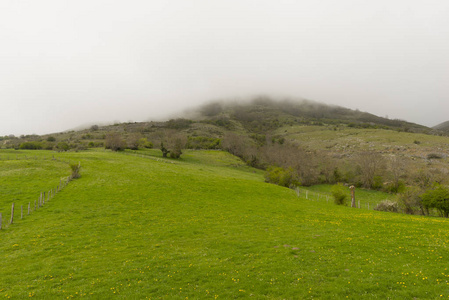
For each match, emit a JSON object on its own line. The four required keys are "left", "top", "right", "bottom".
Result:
{"left": 105, "top": 133, "right": 126, "bottom": 151}
{"left": 127, "top": 133, "right": 142, "bottom": 150}
{"left": 354, "top": 151, "right": 385, "bottom": 188}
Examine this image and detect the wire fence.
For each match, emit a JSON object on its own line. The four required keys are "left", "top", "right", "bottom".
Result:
{"left": 294, "top": 187, "right": 378, "bottom": 210}
{"left": 0, "top": 155, "right": 79, "bottom": 231}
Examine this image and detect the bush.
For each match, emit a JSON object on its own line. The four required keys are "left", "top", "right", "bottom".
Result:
{"left": 264, "top": 166, "right": 299, "bottom": 188}
{"left": 169, "top": 138, "right": 183, "bottom": 159}
{"left": 19, "top": 141, "right": 43, "bottom": 150}
{"left": 374, "top": 200, "right": 399, "bottom": 213}
{"left": 70, "top": 163, "right": 81, "bottom": 179}
{"left": 186, "top": 136, "right": 221, "bottom": 150}
{"left": 397, "top": 187, "right": 425, "bottom": 215}
{"left": 331, "top": 184, "right": 347, "bottom": 205}
{"left": 105, "top": 133, "right": 126, "bottom": 151}
{"left": 421, "top": 184, "right": 449, "bottom": 217}
{"left": 384, "top": 180, "right": 406, "bottom": 194}
{"left": 56, "top": 142, "right": 70, "bottom": 152}
{"left": 138, "top": 138, "right": 153, "bottom": 149}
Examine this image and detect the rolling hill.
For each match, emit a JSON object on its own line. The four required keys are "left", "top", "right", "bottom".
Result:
{"left": 1, "top": 149, "right": 449, "bottom": 298}
{"left": 433, "top": 120, "right": 449, "bottom": 132}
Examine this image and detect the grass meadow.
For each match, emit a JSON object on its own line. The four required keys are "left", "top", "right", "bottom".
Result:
{"left": 1, "top": 149, "right": 449, "bottom": 299}
{"left": 301, "top": 184, "right": 394, "bottom": 210}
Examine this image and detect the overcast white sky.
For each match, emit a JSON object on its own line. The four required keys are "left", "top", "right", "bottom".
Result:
{"left": 1, "top": 0, "right": 448, "bottom": 136}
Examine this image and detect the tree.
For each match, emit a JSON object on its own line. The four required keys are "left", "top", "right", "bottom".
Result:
{"left": 138, "top": 138, "right": 153, "bottom": 149}
{"left": 397, "top": 187, "right": 425, "bottom": 215}
{"left": 421, "top": 185, "right": 449, "bottom": 218}
{"left": 354, "top": 151, "right": 385, "bottom": 189}
{"left": 105, "top": 133, "right": 126, "bottom": 151}
{"left": 264, "top": 166, "right": 299, "bottom": 188}
{"left": 387, "top": 155, "right": 406, "bottom": 193}
{"left": 56, "top": 142, "right": 70, "bottom": 152}
{"left": 160, "top": 142, "right": 170, "bottom": 157}
{"left": 169, "top": 138, "right": 183, "bottom": 159}
{"left": 127, "top": 133, "right": 142, "bottom": 150}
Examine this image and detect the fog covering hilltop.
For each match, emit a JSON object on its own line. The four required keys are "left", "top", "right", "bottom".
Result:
{"left": 192, "top": 97, "right": 430, "bottom": 133}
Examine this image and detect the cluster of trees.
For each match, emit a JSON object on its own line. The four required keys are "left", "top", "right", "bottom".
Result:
{"left": 104, "top": 133, "right": 153, "bottom": 151}
{"left": 391, "top": 184, "right": 449, "bottom": 217}
{"left": 220, "top": 132, "right": 449, "bottom": 218}
{"left": 18, "top": 140, "right": 79, "bottom": 152}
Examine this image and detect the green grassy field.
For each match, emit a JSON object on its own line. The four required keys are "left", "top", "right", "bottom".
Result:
{"left": 276, "top": 125, "right": 449, "bottom": 155}
{"left": 301, "top": 184, "right": 394, "bottom": 209}
{"left": 2, "top": 149, "right": 449, "bottom": 299}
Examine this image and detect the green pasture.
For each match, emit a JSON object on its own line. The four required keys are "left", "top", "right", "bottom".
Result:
{"left": 1, "top": 149, "right": 449, "bottom": 299}
{"left": 301, "top": 184, "right": 394, "bottom": 209}
{"left": 277, "top": 125, "right": 449, "bottom": 153}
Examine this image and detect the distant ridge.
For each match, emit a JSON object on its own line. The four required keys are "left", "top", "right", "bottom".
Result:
{"left": 433, "top": 120, "right": 449, "bottom": 132}
{"left": 195, "top": 97, "right": 429, "bottom": 133}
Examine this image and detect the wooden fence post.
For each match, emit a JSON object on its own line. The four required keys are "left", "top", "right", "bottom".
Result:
{"left": 10, "top": 203, "right": 14, "bottom": 224}
{"left": 350, "top": 186, "right": 356, "bottom": 208}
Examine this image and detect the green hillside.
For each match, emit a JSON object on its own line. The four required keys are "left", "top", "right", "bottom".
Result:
{"left": 434, "top": 120, "right": 449, "bottom": 133}
{"left": 2, "top": 149, "right": 449, "bottom": 299}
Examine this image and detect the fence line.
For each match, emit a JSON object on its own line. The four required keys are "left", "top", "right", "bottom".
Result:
{"left": 294, "top": 187, "right": 380, "bottom": 210}
{"left": 121, "top": 151, "right": 177, "bottom": 165}
{"left": 0, "top": 154, "right": 79, "bottom": 231}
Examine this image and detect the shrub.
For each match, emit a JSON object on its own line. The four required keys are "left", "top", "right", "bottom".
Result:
{"left": 374, "top": 200, "right": 399, "bottom": 213}
{"left": 169, "top": 138, "right": 183, "bottom": 159}
{"left": 19, "top": 141, "right": 43, "bottom": 150}
{"left": 46, "top": 136, "right": 56, "bottom": 142}
{"left": 105, "top": 133, "right": 126, "bottom": 151}
{"left": 331, "top": 184, "right": 347, "bottom": 205}
{"left": 397, "top": 187, "right": 425, "bottom": 215}
{"left": 56, "top": 142, "right": 70, "bottom": 152}
{"left": 70, "top": 163, "right": 81, "bottom": 179}
{"left": 384, "top": 180, "right": 406, "bottom": 194}
{"left": 264, "top": 166, "right": 299, "bottom": 188}
{"left": 138, "top": 138, "right": 153, "bottom": 149}
{"left": 186, "top": 136, "right": 221, "bottom": 150}
{"left": 421, "top": 184, "right": 449, "bottom": 217}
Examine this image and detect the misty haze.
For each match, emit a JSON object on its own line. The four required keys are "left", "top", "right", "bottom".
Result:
{"left": 2, "top": 1, "right": 449, "bottom": 299}
{"left": 1, "top": 0, "right": 448, "bottom": 136}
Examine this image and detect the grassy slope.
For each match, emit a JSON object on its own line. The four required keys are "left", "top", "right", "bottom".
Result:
{"left": 0, "top": 150, "right": 72, "bottom": 220}
{"left": 301, "top": 184, "right": 394, "bottom": 209}
{"left": 277, "top": 125, "right": 449, "bottom": 153}
{"left": 1, "top": 150, "right": 449, "bottom": 299}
